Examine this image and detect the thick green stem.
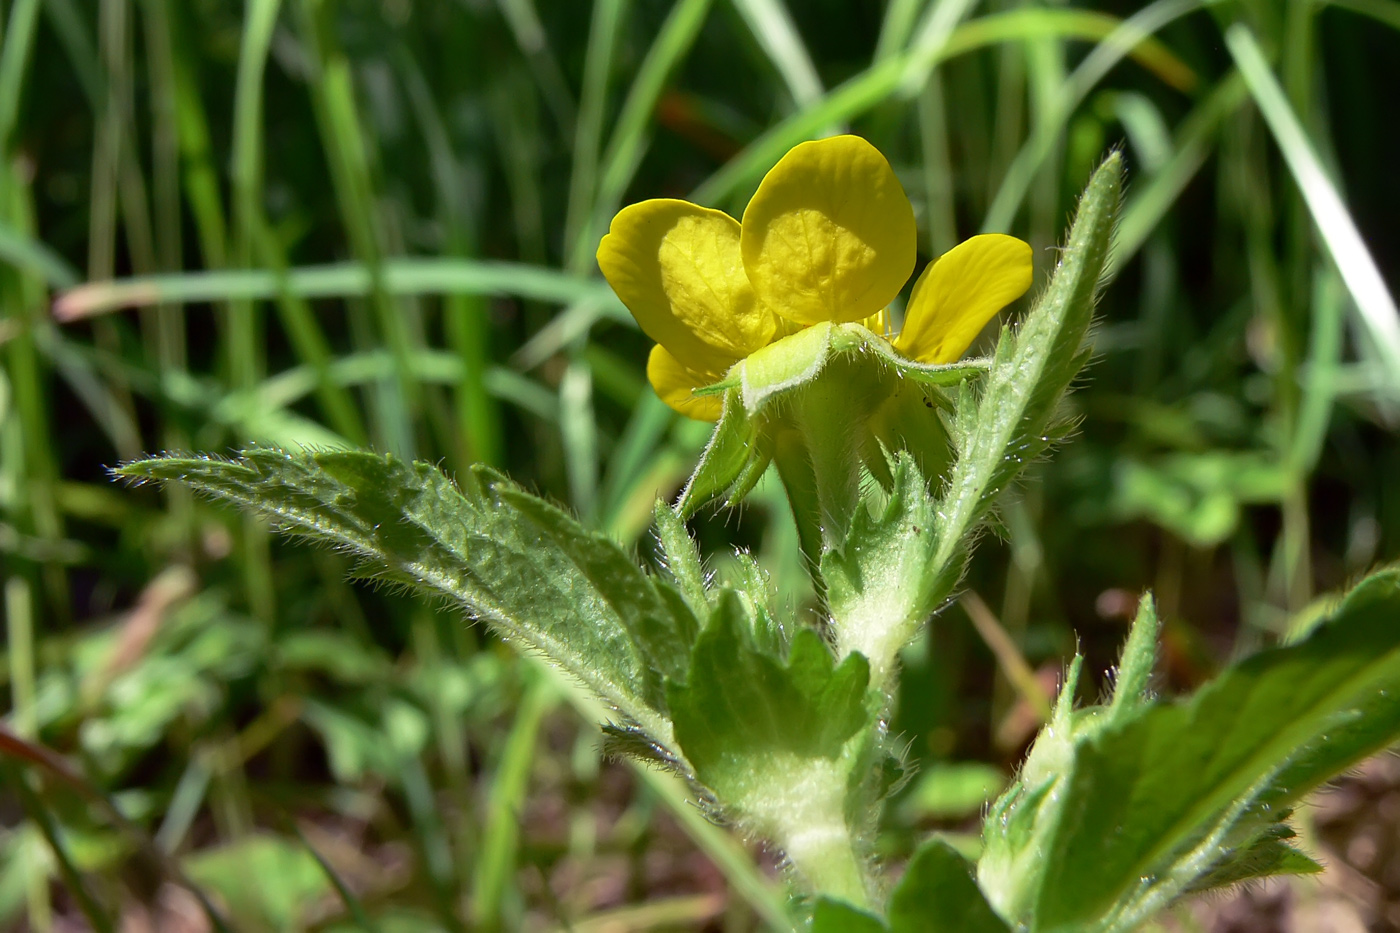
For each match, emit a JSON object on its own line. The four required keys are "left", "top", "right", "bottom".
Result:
{"left": 742, "top": 753, "right": 875, "bottom": 910}
{"left": 782, "top": 818, "right": 872, "bottom": 910}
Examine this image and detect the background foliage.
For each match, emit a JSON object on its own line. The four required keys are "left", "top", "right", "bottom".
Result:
{"left": 1, "top": 0, "right": 1398, "bottom": 929}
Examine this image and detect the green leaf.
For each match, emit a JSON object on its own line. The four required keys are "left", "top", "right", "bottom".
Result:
{"left": 1030, "top": 567, "right": 1400, "bottom": 930}
{"left": 116, "top": 449, "right": 697, "bottom": 748}
{"left": 811, "top": 898, "right": 887, "bottom": 933}
{"left": 930, "top": 153, "right": 1122, "bottom": 597}
{"left": 499, "top": 485, "right": 698, "bottom": 686}
{"left": 1105, "top": 591, "right": 1159, "bottom": 724}
{"left": 184, "top": 835, "right": 328, "bottom": 931}
{"left": 1107, "top": 451, "right": 1290, "bottom": 547}
{"left": 1185, "top": 819, "right": 1321, "bottom": 895}
{"left": 888, "top": 839, "right": 1010, "bottom": 933}
{"left": 724, "top": 550, "right": 787, "bottom": 658}
{"left": 666, "top": 591, "right": 876, "bottom": 904}
{"left": 652, "top": 500, "right": 710, "bottom": 614}
{"left": 667, "top": 592, "right": 872, "bottom": 792}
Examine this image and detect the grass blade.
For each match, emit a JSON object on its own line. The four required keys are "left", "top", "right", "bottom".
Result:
{"left": 576, "top": 0, "right": 714, "bottom": 269}
{"left": 564, "top": 0, "right": 626, "bottom": 272}
{"left": 1324, "top": 0, "right": 1400, "bottom": 32}
{"left": 2, "top": 765, "right": 117, "bottom": 933}
{"left": 470, "top": 676, "right": 552, "bottom": 930}
{"left": 0, "top": 0, "right": 41, "bottom": 148}
{"left": 981, "top": 0, "right": 1200, "bottom": 233}
{"left": 730, "top": 0, "right": 824, "bottom": 108}
{"left": 1114, "top": 71, "right": 1247, "bottom": 265}
{"left": 691, "top": 3, "right": 1191, "bottom": 209}
{"left": 1226, "top": 23, "right": 1400, "bottom": 394}
{"left": 0, "top": 225, "right": 80, "bottom": 290}
{"left": 54, "top": 258, "right": 615, "bottom": 319}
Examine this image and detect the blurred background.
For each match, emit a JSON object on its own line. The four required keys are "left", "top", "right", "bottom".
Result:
{"left": 1, "top": 0, "right": 1399, "bottom": 929}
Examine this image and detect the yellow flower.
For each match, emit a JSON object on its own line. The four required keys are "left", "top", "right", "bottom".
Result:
{"left": 597, "top": 135, "right": 1033, "bottom": 421}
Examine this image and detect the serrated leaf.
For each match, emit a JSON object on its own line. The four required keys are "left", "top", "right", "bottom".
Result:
{"left": 888, "top": 839, "right": 1010, "bottom": 933}
{"left": 500, "top": 486, "right": 698, "bottom": 686}
{"left": 725, "top": 551, "right": 787, "bottom": 658}
{"left": 1031, "top": 567, "right": 1400, "bottom": 930}
{"left": 116, "top": 449, "right": 697, "bottom": 747}
{"left": 1185, "top": 819, "right": 1321, "bottom": 894}
{"left": 599, "top": 722, "right": 685, "bottom": 772}
{"left": 666, "top": 591, "right": 871, "bottom": 812}
{"left": 930, "top": 153, "right": 1122, "bottom": 593}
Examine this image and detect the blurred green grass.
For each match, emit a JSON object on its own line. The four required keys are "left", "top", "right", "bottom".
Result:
{"left": 1, "top": 0, "right": 1399, "bottom": 929}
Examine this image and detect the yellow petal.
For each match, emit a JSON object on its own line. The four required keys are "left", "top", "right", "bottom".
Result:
{"left": 598, "top": 199, "right": 775, "bottom": 374}
{"left": 894, "top": 234, "right": 1033, "bottom": 364}
{"left": 740, "top": 135, "right": 916, "bottom": 326}
{"left": 647, "top": 344, "right": 724, "bottom": 422}
{"left": 861, "top": 307, "right": 893, "bottom": 338}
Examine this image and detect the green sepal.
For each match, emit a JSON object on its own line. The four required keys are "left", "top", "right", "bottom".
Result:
{"left": 738, "top": 319, "right": 836, "bottom": 412}
{"left": 678, "top": 321, "right": 984, "bottom": 520}
{"left": 695, "top": 322, "right": 987, "bottom": 411}
{"left": 862, "top": 381, "right": 954, "bottom": 493}
{"left": 677, "top": 391, "right": 773, "bottom": 518}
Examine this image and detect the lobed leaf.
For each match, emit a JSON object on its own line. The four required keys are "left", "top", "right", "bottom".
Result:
{"left": 889, "top": 839, "right": 1011, "bottom": 933}
{"left": 825, "top": 455, "right": 952, "bottom": 686}
{"left": 811, "top": 899, "right": 886, "bottom": 933}
{"left": 667, "top": 592, "right": 871, "bottom": 795}
{"left": 1183, "top": 819, "right": 1321, "bottom": 895}
{"left": 810, "top": 839, "right": 1011, "bottom": 933}
{"left": 984, "top": 566, "right": 1400, "bottom": 932}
